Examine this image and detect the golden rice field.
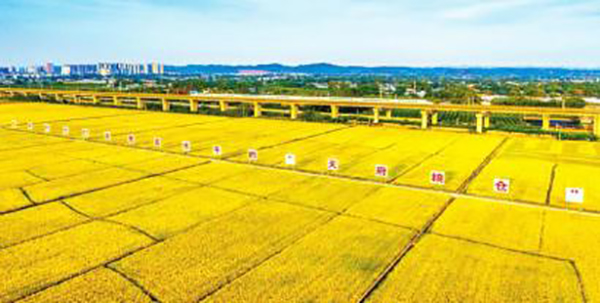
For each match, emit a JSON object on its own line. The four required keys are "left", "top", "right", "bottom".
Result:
{"left": 1, "top": 101, "right": 599, "bottom": 302}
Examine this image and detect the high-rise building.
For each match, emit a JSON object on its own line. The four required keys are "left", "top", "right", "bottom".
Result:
{"left": 151, "top": 62, "right": 159, "bottom": 74}
{"left": 44, "top": 63, "right": 54, "bottom": 75}
{"left": 61, "top": 65, "right": 71, "bottom": 76}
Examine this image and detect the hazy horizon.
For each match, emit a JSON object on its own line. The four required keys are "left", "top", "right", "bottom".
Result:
{"left": 2, "top": 0, "right": 600, "bottom": 68}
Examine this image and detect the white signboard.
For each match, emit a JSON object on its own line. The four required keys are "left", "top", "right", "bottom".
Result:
{"left": 82, "top": 128, "right": 90, "bottom": 139}
{"left": 62, "top": 126, "right": 70, "bottom": 136}
{"left": 248, "top": 149, "right": 258, "bottom": 162}
{"left": 493, "top": 178, "right": 510, "bottom": 194}
{"left": 213, "top": 145, "right": 222, "bottom": 156}
{"left": 565, "top": 188, "right": 584, "bottom": 204}
{"left": 127, "top": 134, "right": 135, "bottom": 145}
{"left": 430, "top": 170, "right": 446, "bottom": 185}
{"left": 285, "top": 153, "right": 296, "bottom": 166}
{"left": 104, "top": 131, "right": 112, "bottom": 141}
{"left": 153, "top": 137, "right": 162, "bottom": 148}
{"left": 182, "top": 141, "right": 192, "bottom": 153}
{"left": 375, "top": 165, "right": 388, "bottom": 178}
{"left": 43, "top": 123, "right": 51, "bottom": 133}
{"left": 327, "top": 158, "right": 340, "bottom": 171}
{"left": 27, "top": 122, "right": 34, "bottom": 131}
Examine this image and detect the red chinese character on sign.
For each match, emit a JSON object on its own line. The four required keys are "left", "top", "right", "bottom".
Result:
{"left": 327, "top": 158, "right": 339, "bottom": 171}
{"left": 375, "top": 165, "right": 388, "bottom": 178}
{"left": 494, "top": 179, "right": 510, "bottom": 194}
{"left": 213, "top": 146, "right": 222, "bottom": 156}
{"left": 431, "top": 171, "right": 445, "bottom": 185}
{"left": 566, "top": 188, "right": 584, "bottom": 203}
{"left": 182, "top": 141, "right": 191, "bottom": 153}
{"left": 248, "top": 149, "right": 258, "bottom": 161}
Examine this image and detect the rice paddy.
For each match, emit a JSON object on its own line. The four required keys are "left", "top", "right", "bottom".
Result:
{"left": 1, "top": 101, "right": 598, "bottom": 302}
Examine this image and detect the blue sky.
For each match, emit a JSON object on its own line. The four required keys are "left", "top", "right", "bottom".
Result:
{"left": 1, "top": 0, "right": 599, "bottom": 67}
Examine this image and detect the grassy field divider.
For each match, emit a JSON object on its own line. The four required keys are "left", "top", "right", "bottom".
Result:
{"left": 188, "top": 206, "right": 340, "bottom": 301}
{"left": 12, "top": 240, "right": 163, "bottom": 303}
{"left": 430, "top": 231, "right": 588, "bottom": 302}
{"left": 545, "top": 164, "right": 558, "bottom": 205}
{"left": 17, "top": 188, "right": 36, "bottom": 206}
{"left": 0, "top": 160, "right": 211, "bottom": 216}
{"left": 222, "top": 124, "right": 355, "bottom": 160}
{"left": 457, "top": 137, "right": 510, "bottom": 194}
{"left": 388, "top": 137, "right": 463, "bottom": 183}
{"left": 104, "top": 265, "right": 163, "bottom": 303}
{"left": 357, "top": 196, "right": 458, "bottom": 303}
{"left": 58, "top": 200, "right": 161, "bottom": 243}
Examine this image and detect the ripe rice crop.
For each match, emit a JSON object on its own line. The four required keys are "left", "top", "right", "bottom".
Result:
{"left": 112, "top": 203, "right": 333, "bottom": 303}
{"left": 268, "top": 176, "right": 380, "bottom": 212}
{"left": 27, "top": 159, "right": 110, "bottom": 180}
{"left": 432, "top": 198, "right": 545, "bottom": 252}
{"left": 165, "top": 162, "right": 256, "bottom": 185}
{"left": 0, "top": 202, "right": 88, "bottom": 247}
{"left": 467, "top": 155, "right": 555, "bottom": 204}
{"left": 0, "top": 221, "right": 153, "bottom": 303}
{"left": 210, "top": 166, "right": 313, "bottom": 197}
{"left": 396, "top": 135, "right": 505, "bottom": 191}
{"left": 24, "top": 167, "right": 146, "bottom": 203}
{"left": 0, "top": 189, "right": 32, "bottom": 213}
{"left": 366, "top": 234, "right": 582, "bottom": 302}
{"left": 119, "top": 154, "right": 203, "bottom": 175}
{"left": 0, "top": 171, "right": 44, "bottom": 190}
{"left": 204, "top": 216, "right": 413, "bottom": 302}
{"left": 542, "top": 210, "right": 600, "bottom": 302}
{"left": 109, "top": 187, "right": 254, "bottom": 239}
{"left": 550, "top": 163, "right": 600, "bottom": 212}
{"left": 0, "top": 103, "right": 135, "bottom": 126}
{"left": 64, "top": 176, "right": 198, "bottom": 218}
{"left": 18, "top": 268, "right": 153, "bottom": 303}
{"left": 345, "top": 187, "right": 450, "bottom": 229}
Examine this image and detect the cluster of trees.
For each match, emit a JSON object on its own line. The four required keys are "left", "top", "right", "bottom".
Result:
{"left": 491, "top": 97, "right": 586, "bottom": 108}
{"left": 7, "top": 75, "right": 600, "bottom": 106}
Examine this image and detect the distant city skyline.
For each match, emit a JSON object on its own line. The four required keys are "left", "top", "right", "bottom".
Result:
{"left": 1, "top": 0, "right": 600, "bottom": 67}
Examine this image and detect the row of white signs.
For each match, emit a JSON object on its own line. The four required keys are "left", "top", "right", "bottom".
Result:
{"left": 18, "top": 121, "right": 585, "bottom": 204}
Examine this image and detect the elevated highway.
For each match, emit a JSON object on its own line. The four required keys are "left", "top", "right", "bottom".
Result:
{"left": 1, "top": 87, "right": 599, "bottom": 135}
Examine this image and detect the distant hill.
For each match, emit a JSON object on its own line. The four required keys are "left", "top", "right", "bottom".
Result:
{"left": 166, "top": 63, "right": 600, "bottom": 80}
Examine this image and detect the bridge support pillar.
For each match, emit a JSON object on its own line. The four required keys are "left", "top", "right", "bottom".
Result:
{"left": 484, "top": 113, "right": 491, "bottom": 129}
{"left": 542, "top": 114, "right": 551, "bottom": 131}
{"left": 373, "top": 107, "right": 380, "bottom": 123}
{"left": 431, "top": 112, "right": 439, "bottom": 126}
{"left": 254, "top": 102, "right": 262, "bottom": 117}
{"left": 331, "top": 105, "right": 339, "bottom": 119}
{"left": 476, "top": 113, "right": 485, "bottom": 133}
{"left": 190, "top": 100, "right": 198, "bottom": 112}
{"left": 290, "top": 104, "right": 299, "bottom": 119}
{"left": 113, "top": 96, "right": 121, "bottom": 106}
{"left": 162, "top": 98, "right": 170, "bottom": 111}
{"left": 385, "top": 109, "right": 393, "bottom": 119}
{"left": 92, "top": 96, "right": 100, "bottom": 105}
{"left": 219, "top": 101, "right": 228, "bottom": 112}
{"left": 137, "top": 97, "right": 145, "bottom": 110}
{"left": 421, "top": 110, "right": 429, "bottom": 129}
